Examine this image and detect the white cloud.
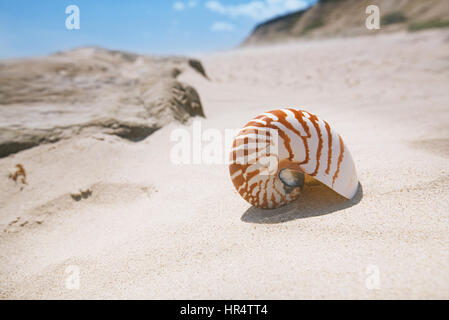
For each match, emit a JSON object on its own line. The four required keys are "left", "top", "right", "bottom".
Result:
{"left": 205, "top": 0, "right": 308, "bottom": 21}
{"left": 188, "top": 0, "right": 199, "bottom": 7}
{"left": 211, "top": 21, "right": 235, "bottom": 32}
{"left": 173, "top": 2, "right": 185, "bottom": 10}
{"left": 173, "top": 1, "right": 199, "bottom": 11}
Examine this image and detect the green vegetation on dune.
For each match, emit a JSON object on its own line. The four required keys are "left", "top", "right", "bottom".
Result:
{"left": 408, "top": 20, "right": 449, "bottom": 31}
{"left": 381, "top": 12, "right": 407, "bottom": 25}
{"left": 303, "top": 19, "right": 324, "bottom": 34}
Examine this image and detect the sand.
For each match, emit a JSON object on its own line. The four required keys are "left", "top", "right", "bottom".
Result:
{"left": 0, "top": 29, "right": 448, "bottom": 299}
{"left": 0, "top": 48, "right": 206, "bottom": 158}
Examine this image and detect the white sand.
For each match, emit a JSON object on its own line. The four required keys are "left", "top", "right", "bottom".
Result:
{"left": 1, "top": 30, "right": 448, "bottom": 299}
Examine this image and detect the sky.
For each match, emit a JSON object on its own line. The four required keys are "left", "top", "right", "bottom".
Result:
{"left": 0, "top": 0, "right": 317, "bottom": 58}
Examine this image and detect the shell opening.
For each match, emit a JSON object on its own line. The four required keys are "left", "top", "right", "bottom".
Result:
{"left": 278, "top": 168, "right": 305, "bottom": 190}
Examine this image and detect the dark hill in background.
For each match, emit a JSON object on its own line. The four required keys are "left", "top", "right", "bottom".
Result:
{"left": 242, "top": 0, "right": 449, "bottom": 46}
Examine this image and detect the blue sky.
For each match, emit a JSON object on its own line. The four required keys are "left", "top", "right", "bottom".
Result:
{"left": 0, "top": 0, "right": 316, "bottom": 58}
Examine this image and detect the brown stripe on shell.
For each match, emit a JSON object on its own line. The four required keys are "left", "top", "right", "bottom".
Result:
{"left": 271, "top": 175, "right": 286, "bottom": 203}
{"left": 308, "top": 114, "right": 323, "bottom": 177}
{"left": 261, "top": 115, "right": 295, "bottom": 161}
{"left": 324, "top": 120, "right": 333, "bottom": 174}
{"left": 332, "top": 135, "right": 345, "bottom": 187}
{"left": 262, "top": 178, "right": 269, "bottom": 208}
{"left": 255, "top": 180, "right": 263, "bottom": 204}
{"left": 287, "top": 108, "right": 312, "bottom": 165}
{"left": 270, "top": 109, "right": 312, "bottom": 163}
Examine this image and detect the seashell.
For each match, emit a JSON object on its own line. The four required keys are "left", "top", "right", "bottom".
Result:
{"left": 229, "top": 108, "right": 358, "bottom": 209}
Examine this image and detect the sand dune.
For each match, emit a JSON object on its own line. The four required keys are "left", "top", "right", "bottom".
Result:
{"left": 0, "top": 30, "right": 448, "bottom": 299}
{"left": 0, "top": 47, "right": 206, "bottom": 158}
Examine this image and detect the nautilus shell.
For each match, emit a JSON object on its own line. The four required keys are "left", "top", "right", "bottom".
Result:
{"left": 229, "top": 108, "right": 358, "bottom": 209}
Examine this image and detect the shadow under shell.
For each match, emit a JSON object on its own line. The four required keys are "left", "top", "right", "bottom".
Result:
{"left": 241, "top": 181, "right": 363, "bottom": 224}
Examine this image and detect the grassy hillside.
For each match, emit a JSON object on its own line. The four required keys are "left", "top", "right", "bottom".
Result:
{"left": 242, "top": 0, "right": 449, "bottom": 46}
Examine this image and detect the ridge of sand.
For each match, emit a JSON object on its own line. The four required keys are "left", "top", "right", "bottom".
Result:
{"left": 0, "top": 47, "right": 206, "bottom": 158}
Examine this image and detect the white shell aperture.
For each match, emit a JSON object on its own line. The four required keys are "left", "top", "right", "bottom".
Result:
{"left": 229, "top": 108, "right": 358, "bottom": 209}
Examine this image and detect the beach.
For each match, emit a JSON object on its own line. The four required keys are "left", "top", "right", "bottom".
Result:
{"left": 0, "top": 29, "right": 448, "bottom": 299}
